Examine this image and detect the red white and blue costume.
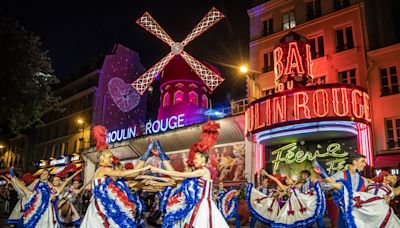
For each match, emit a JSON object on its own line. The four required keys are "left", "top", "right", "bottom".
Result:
{"left": 216, "top": 189, "right": 239, "bottom": 221}
{"left": 80, "top": 177, "right": 138, "bottom": 228}
{"left": 57, "top": 188, "right": 80, "bottom": 227}
{"left": 333, "top": 179, "right": 400, "bottom": 228}
{"left": 161, "top": 178, "right": 229, "bottom": 228}
{"left": 21, "top": 181, "right": 61, "bottom": 228}
{"left": 246, "top": 182, "right": 326, "bottom": 227}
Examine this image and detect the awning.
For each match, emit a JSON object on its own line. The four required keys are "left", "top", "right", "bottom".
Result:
{"left": 83, "top": 115, "right": 245, "bottom": 163}
{"left": 51, "top": 166, "right": 66, "bottom": 175}
{"left": 374, "top": 154, "right": 400, "bottom": 168}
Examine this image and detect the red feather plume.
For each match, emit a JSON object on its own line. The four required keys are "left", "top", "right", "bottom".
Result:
{"left": 93, "top": 125, "right": 108, "bottom": 151}
{"left": 188, "top": 121, "right": 220, "bottom": 167}
{"left": 21, "top": 173, "right": 35, "bottom": 184}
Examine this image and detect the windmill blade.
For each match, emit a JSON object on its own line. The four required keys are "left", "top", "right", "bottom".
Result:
{"left": 136, "top": 12, "right": 175, "bottom": 47}
{"left": 181, "top": 7, "right": 225, "bottom": 47}
{"left": 180, "top": 51, "right": 224, "bottom": 92}
{"left": 131, "top": 52, "right": 175, "bottom": 95}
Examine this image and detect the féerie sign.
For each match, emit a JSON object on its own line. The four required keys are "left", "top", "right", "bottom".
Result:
{"left": 271, "top": 142, "right": 349, "bottom": 173}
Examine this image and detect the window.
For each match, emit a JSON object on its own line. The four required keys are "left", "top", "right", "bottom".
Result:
{"left": 313, "top": 76, "right": 326, "bottom": 85}
{"left": 336, "top": 26, "right": 354, "bottom": 52}
{"left": 174, "top": 91, "right": 184, "bottom": 105}
{"left": 333, "top": 0, "right": 350, "bottom": 11}
{"left": 380, "top": 66, "right": 399, "bottom": 96}
{"left": 339, "top": 69, "right": 356, "bottom": 84}
{"left": 62, "top": 142, "right": 69, "bottom": 155}
{"left": 262, "top": 18, "right": 273, "bottom": 36}
{"left": 282, "top": 10, "right": 296, "bottom": 30}
{"left": 163, "top": 92, "right": 171, "bottom": 107}
{"left": 74, "top": 139, "right": 80, "bottom": 153}
{"left": 309, "top": 35, "right": 325, "bottom": 59}
{"left": 263, "top": 89, "right": 275, "bottom": 96}
{"left": 385, "top": 118, "right": 400, "bottom": 149}
{"left": 306, "top": 0, "right": 321, "bottom": 21}
{"left": 263, "top": 51, "right": 274, "bottom": 72}
{"left": 188, "top": 91, "right": 198, "bottom": 106}
{"left": 52, "top": 144, "right": 59, "bottom": 158}
{"left": 201, "top": 94, "right": 208, "bottom": 108}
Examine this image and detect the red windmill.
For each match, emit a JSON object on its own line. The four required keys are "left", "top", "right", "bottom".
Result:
{"left": 131, "top": 7, "right": 225, "bottom": 95}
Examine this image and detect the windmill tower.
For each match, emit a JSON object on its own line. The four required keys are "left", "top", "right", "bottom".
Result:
{"left": 132, "top": 8, "right": 225, "bottom": 125}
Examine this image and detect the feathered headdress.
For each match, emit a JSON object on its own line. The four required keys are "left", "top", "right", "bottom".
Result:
{"left": 372, "top": 171, "right": 390, "bottom": 182}
{"left": 187, "top": 121, "right": 220, "bottom": 167}
{"left": 21, "top": 173, "right": 35, "bottom": 184}
{"left": 56, "top": 163, "right": 82, "bottom": 178}
{"left": 93, "top": 125, "right": 108, "bottom": 151}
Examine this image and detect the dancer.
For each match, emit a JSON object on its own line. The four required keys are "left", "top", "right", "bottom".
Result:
{"left": 8, "top": 168, "right": 61, "bottom": 228}
{"left": 2, "top": 174, "right": 25, "bottom": 227}
{"left": 52, "top": 170, "right": 82, "bottom": 227}
{"left": 216, "top": 182, "right": 240, "bottom": 228}
{"left": 80, "top": 125, "right": 150, "bottom": 228}
{"left": 150, "top": 121, "right": 229, "bottom": 228}
{"left": 317, "top": 155, "right": 400, "bottom": 227}
{"left": 247, "top": 169, "right": 325, "bottom": 227}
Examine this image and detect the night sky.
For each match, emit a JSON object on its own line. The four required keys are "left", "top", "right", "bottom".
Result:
{"left": 1, "top": 0, "right": 250, "bottom": 106}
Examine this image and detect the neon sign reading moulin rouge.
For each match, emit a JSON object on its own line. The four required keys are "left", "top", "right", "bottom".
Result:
{"left": 107, "top": 114, "right": 185, "bottom": 143}
{"left": 245, "top": 85, "right": 371, "bottom": 135}
{"left": 272, "top": 142, "right": 348, "bottom": 174}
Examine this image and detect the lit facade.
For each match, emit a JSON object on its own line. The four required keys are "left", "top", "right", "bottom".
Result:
{"left": 247, "top": 0, "right": 400, "bottom": 179}
{"left": 32, "top": 70, "right": 99, "bottom": 170}
{"left": 367, "top": 43, "right": 400, "bottom": 174}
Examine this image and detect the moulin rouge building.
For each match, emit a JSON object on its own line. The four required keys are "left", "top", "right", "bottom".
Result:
{"left": 245, "top": 0, "right": 400, "bottom": 182}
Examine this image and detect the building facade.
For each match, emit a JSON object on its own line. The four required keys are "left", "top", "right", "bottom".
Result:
{"left": 32, "top": 70, "right": 99, "bottom": 172}
{"left": 247, "top": 0, "right": 400, "bottom": 179}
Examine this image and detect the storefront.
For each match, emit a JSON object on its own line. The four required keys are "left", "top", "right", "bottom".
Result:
{"left": 245, "top": 32, "right": 373, "bottom": 181}
{"left": 83, "top": 114, "right": 247, "bottom": 186}
{"left": 32, "top": 154, "right": 83, "bottom": 176}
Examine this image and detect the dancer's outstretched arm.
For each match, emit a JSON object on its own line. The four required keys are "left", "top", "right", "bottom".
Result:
{"left": 260, "top": 170, "right": 287, "bottom": 192}
{"left": 150, "top": 166, "right": 205, "bottom": 178}
{"left": 59, "top": 170, "right": 82, "bottom": 194}
{"left": 0, "top": 175, "right": 17, "bottom": 191}
{"left": 11, "top": 177, "right": 32, "bottom": 196}
{"left": 99, "top": 166, "right": 150, "bottom": 178}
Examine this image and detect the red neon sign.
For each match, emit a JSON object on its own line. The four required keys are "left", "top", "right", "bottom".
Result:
{"left": 245, "top": 84, "right": 371, "bottom": 135}
{"left": 274, "top": 39, "right": 313, "bottom": 89}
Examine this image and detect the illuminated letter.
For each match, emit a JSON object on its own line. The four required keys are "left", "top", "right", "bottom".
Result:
{"left": 116, "top": 129, "right": 124, "bottom": 141}
{"left": 294, "top": 92, "right": 311, "bottom": 120}
{"left": 177, "top": 114, "right": 185, "bottom": 128}
{"left": 363, "top": 92, "right": 372, "bottom": 122}
{"left": 265, "top": 99, "right": 272, "bottom": 126}
{"left": 274, "top": 47, "right": 284, "bottom": 83}
{"left": 313, "top": 89, "right": 329, "bottom": 117}
{"left": 351, "top": 89, "right": 364, "bottom": 118}
{"left": 152, "top": 120, "right": 160, "bottom": 133}
{"left": 245, "top": 107, "right": 254, "bottom": 134}
{"left": 169, "top": 116, "right": 177, "bottom": 129}
{"left": 160, "top": 118, "right": 168, "bottom": 132}
{"left": 332, "top": 88, "right": 349, "bottom": 117}
{"left": 305, "top": 44, "right": 314, "bottom": 78}
{"left": 284, "top": 42, "right": 305, "bottom": 75}
{"left": 273, "top": 96, "right": 287, "bottom": 124}
{"left": 255, "top": 103, "right": 265, "bottom": 130}
{"left": 145, "top": 120, "right": 152, "bottom": 135}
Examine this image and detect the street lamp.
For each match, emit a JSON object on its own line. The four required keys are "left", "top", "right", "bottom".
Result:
{"left": 239, "top": 64, "right": 257, "bottom": 101}
{"left": 76, "top": 118, "right": 86, "bottom": 151}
